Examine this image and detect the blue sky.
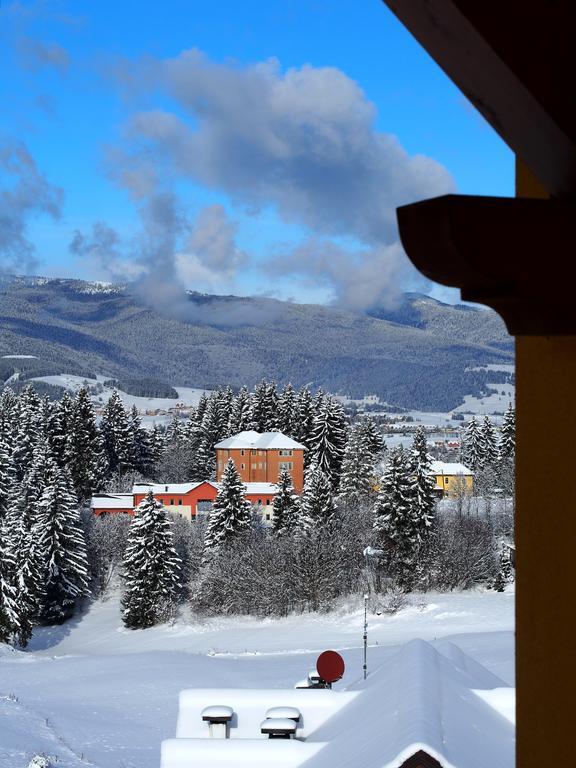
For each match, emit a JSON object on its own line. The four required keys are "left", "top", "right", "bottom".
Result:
{"left": 0, "top": 0, "right": 512, "bottom": 308}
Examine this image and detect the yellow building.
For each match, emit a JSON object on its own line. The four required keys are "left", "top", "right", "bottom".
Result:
{"left": 430, "top": 461, "right": 474, "bottom": 498}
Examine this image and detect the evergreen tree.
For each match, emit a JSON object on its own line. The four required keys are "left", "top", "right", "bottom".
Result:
{"left": 373, "top": 448, "right": 417, "bottom": 586}
{"left": 248, "top": 380, "right": 278, "bottom": 432}
{"left": 165, "top": 413, "right": 184, "bottom": 444}
{"left": 338, "top": 423, "right": 375, "bottom": 507}
{"left": 228, "top": 386, "right": 251, "bottom": 434}
{"left": 298, "top": 465, "right": 336, "bottom": 533}
{"left": 65, "top": 387, "right": 106, "bottom": 500}
{"left": 12, "top": 384, "right": 42, "bottom": 480}
{"left": 357, "top": 416, "right": 386, "bottom": 459}
{"left": 0, "top": 439, "right": 14, "bottom": 524}
{"left": 499, "top": 403, "right": 516, "bottom": 460}
{"left": 0, "top": 528, "right": 20, "bottom": 644}
{"left": 100, "top": 390, "right": 133, "bottom": 475}
{"left": 479, "top": 416, "right": 498, "bottom": 467}
{"left": 48, "top": 391, "right": 73, "bottom": 466}
{"left": 276, "top": 383, "right": 298, "bottom": 437}
{"left": 150, "top": 423, "right": 167, "bottom": 465}
{"left": 295, "top": 387, "right": 315, "bottom": 465}
{"left": 203, "top": 459, "right": 251, "bottom": 556}
{"left": 272, "top": 467, "right": 300, "bottom": 535}
{"left": 309, "top": 397, "right": 347, "bottom": 488}
{"left": 35, "top": 467, "right": 90, "bottom": 625}
{"left": 0, "top": 387, "right": 18, "bottom": 447}
{"left": 128, "top": 405, "right": 153, "bottom": 475}
{"left": 193, "top": 393, "right": 223, "bottom": 479}
{"left": 462, "top": 417, "right": 483, "bottom": 471}
{"left": 408, "top": 427, "right": 436, "bottom": 539}
{"left": 121, "top": 491, "right": 181, "bottom": 629}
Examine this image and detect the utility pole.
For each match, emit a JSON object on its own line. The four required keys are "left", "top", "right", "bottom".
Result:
{"left": 363, "top": 593, "right": 368, "bottom": 680}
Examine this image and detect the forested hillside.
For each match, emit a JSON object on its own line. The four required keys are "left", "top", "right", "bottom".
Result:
{"left": 0, "top": 276, "right": 513, "bottom": 411}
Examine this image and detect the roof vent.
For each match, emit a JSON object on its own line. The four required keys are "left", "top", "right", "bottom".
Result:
{"left": 201, "top": 705, "right": 233, "bottom": 739}
{"left": 260, "top": 717, "right": 298, "bottom": 739}
{"left": 265, "top": 706, "right": 300, "bottom": 723}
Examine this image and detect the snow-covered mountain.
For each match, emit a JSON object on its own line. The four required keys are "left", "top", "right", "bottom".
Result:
{"left": 0, "top": 276, "right": 513, "bottom": 411}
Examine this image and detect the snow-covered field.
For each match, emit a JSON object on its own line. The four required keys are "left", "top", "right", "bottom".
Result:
{"left": 0, "top": 589, "right": 514, "bottom": 768}
{"left": 31, "top": 375, "right": 209, "bottom": 424}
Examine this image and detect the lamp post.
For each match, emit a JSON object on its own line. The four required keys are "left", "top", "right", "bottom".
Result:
{"left": 361, "top": 547, "right": 384, "bottom": 680}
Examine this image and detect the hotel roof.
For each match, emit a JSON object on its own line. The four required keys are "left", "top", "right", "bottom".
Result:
{"left": 215, "top": 430, "right": 306, "bottom": 451}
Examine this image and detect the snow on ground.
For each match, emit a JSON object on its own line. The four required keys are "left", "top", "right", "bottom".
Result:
{"left": 31, "top": 375, "right": 209, "bottom": 422}
{"left": 0, "top": 589, "right": 514, "bottom": 768}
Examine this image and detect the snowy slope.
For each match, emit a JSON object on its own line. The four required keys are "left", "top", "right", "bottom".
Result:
{"left": 0, "top": 589, "right": 514, "bottom": 768}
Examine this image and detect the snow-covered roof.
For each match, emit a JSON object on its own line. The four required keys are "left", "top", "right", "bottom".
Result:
{"left": 161, "top": 639, "right": 514, "bottom": 768}
{"left": 215, "top": 431, "right": 306, "bottom": 451}
{"left": 430, "top": 461, "right": 473, "bottom": 476}
{"left": 132, "top": 482, "right": 218, "bottom": 495}
{"left": 243, "top": 483, "right": 279, "bottom": 495}
{"left": 90, "top": 494, "right": 133, "bottom": 509}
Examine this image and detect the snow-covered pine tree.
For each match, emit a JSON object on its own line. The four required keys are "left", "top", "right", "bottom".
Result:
{"left": 121, "top": 491, "right": 182, "bottom": 629}
{"left": 0, "top": 439, "right": 14, "bottom": 524}
{"left": 1, "top": 492, "right": 35, "bottom": 646}
{"left": 195, "top": 392, "right": 209, "bottom": 425}
{"left": 34, "top": 466, "right": 90, "bottom": 625}
{"left": 357, "top": 416, "right": 386, "bottom": 459}
{"left": 228, "top": 386, "right": 251, "bottom": 434}
{"left": 298, "top": 465, "right": 336, "bottom": 533}
{"left": 203, "top": 458, "right": 252, "bottom": 557}
{"left": 128, "top": 405, "right": 153, "bottom": 475}
{"left": 100, "top": 390, "right": 133, "bottom": 475}
{"left": 479, "top": 416, "right": 498, "bottom": 467}
{"left": 248, "top": 380, "right": 278, "bottom": 432}
{"left": 462, "top": 416, "right": 483, "bottom": 471}
{"left": 295, "top": 387, "right": 315, "bottom": 465}
{"left": 0, "top": 387, "right": 18, "bottom": 447}
{"left": 192, "top": 393, "right": 223, "bottom": 479}
{"left": 149, "top": 423, "right": 167, "bottom": 465}
{"left": 0, "top": 528, "right": 20, "bottom": 644}
{"left": 373, "top": 447, "right": 417, "bottom": 586}
{"left": 308, "top": 397, "right": 347, "bottom": 488}
{"left": 217, "top": 386, "right": 235, "bottom": 438}
{"left": 48, "top": 391, "right": 73, "bottom": 466}
{"left": 276, "top": 383, "right": 298, "bottom": 437}
{"left": 408, "top": 427, "right": 436, "bottom": 540}
{"left": 272, "top": 467, "right": 300, "bottom": 535}
{"left": 165, "top": 413, "right": 184, "bottom": 444}
{"left": 12, "top": 384, "right": 42, "bottom": 480}
{"left": 337, "top": 423, "right": 375, "bottom": 508}
{"left": 65, "top": 386, "right": 106, "bottom": 500}
{"left": 499, "top": 403, "right": 516, "bottom": 460}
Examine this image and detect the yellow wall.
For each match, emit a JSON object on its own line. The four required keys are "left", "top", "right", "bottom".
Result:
{"left": 434, "top": 473, "right": 473, "bottom": 497}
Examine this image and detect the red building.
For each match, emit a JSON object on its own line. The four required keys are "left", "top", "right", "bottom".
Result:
{"left": 91, "top": 480, "right": 279, "bottom": 522}
{"left": 215, "top": 430, "right": 306, "bottom": 492}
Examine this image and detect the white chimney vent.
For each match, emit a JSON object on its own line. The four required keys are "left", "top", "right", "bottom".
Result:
{"left": 260, "top": 717, "right": 298, "bottom": 739}
{"left": 201, "top": 705, "right": 233, "bottom": 739}
{"left": 265, "top": 706, "right": 301, "bottom": 723}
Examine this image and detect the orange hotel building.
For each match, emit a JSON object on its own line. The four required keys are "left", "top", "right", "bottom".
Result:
{"left": 214, "top": 430, "right": 306, "bottom": 493}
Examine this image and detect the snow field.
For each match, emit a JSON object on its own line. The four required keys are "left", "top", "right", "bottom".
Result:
{"left": 1, "top": 589, "right": 514, "bottom": 768}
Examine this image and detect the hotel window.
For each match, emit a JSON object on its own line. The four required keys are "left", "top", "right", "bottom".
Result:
{"left": 445, "top": 477, "right": 450, "bottom": 484}
{"left": 178, "top": 499, "right": 182, "bottom": 505}
{"left": 279, "top": 449, "right": 293, "bottom": 456}
{"left": 266, "top": 499, "right": 271, "bottom": 505}
{"left": 241, "top": 463, "right": 245, "bottom": 469}
{"left": 279, "top": 461, "right": 293, "bottom": 471}
{"left": 241, "top": 449, "right": 245, "bottom": 456}
{"left": 251, "top": 449, "right": 257, "bottom": 455}
{"left": 170, "top": 498, "right": 174, "bottom": 505}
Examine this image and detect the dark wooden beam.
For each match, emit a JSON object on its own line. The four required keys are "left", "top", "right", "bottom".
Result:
{"left": 382, "top": 1, "right": 576, "bottom": 198}
{"left": 396, "top": 194, "right": 576, "bottom": 334}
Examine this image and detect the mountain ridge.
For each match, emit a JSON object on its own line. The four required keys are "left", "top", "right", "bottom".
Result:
{"left": 0, "top": 275, "right": 513, "bottom": 411}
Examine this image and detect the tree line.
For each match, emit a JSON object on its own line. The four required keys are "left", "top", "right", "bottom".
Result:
{"left": 1, "top": 381, "right": 515, "bottom": 642}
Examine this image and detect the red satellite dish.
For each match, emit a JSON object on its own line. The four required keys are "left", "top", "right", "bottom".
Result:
{"left": 316, "top": 650, "right": 345, "bottom": 683}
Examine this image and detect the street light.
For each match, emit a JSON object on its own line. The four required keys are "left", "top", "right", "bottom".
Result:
{"left": 361, "top": 547, "right": 384, "bottom": 680}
